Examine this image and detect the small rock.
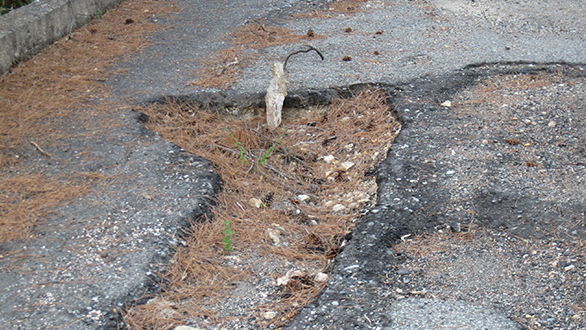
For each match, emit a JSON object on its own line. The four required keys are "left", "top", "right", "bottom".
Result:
{"left": 266, "top": 228, "right": 281, "bottom": 244}
{"left": 450, "top": 221, "right": 461, "bottom": 233}
{"left": 263, "top": 311, "right": 277, "bottom": 320}
{"left": 314, "top": 272, "right": 328, "bottom": 282}
{"left": 396, "top": 268, "right": 410, "bottom": 275}
{"left": 547, "top": 120, "right": 556, "bottom": 127}
{"left": 440, "top": 100, "right": 452, "bottom": 107}
{"left": 297, "top": 194, "right": 310, "bottom": 202}
{"left": 271, "top": 223, "right": 285, "bottom": 231}
{"left": 331, "top": 301, "right": 339, "bottom": 306}
{"left": 276, "top": 270, "right": 305, "bottom": 286}
{"left": 332, "top": 204, "right": 346, "bottom": 212}
{"left": 339, "top": 161, "right": 355, "bottom": 171}
{"left": 323, "top": 155, "right": 336, "bottom": 163}
{"left": 248, "top": 198, "right": 263, "bottom": 208}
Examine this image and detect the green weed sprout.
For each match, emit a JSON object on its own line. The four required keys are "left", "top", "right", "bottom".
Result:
{"left": 226, "top": 127, "right": 250, "bottom": 166}
{"left": 223, "top": 220, "right": 234, "bottom": 252}
{"left": 259, "top": 142, "right": 279, "bottom": 167}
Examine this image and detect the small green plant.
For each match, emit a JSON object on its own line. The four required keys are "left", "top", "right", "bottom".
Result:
{"left": 226, "top": 127, "right": 250, "bottom": 167}
{"left": 223, "top": 220, "right": 234, "bottom": 252}
{"left": 1, "top": 0, "right": 31, "bottom": 15}
{"left": 259, "top": 142, "right": 278, "bottom": 167}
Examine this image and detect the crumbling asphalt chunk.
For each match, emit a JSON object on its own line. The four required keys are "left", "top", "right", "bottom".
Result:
{"left": 0, "top": 111, "right": 221, "bottom": 329}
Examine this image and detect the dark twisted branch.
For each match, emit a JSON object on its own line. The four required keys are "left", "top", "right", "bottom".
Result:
{"left": 283, "top": 45, "right": 324, "bottom": 70}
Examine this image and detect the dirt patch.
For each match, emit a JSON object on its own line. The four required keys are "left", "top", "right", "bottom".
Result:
{"left": 123, "top": 88, "right": 400, "bottom": 328}
{"left": 0, "top": 0, "right": 178, "bottom": 242}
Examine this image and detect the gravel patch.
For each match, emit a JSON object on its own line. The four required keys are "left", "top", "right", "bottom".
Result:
{"left": 391, "top": 230, "right": 584, "bottom": 329}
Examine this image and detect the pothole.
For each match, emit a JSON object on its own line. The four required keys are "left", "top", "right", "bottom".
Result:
{"left": 124, "top": 85, "right": 401, "bottom": 328}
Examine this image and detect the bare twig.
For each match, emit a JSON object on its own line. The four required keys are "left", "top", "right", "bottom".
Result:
{"left": 209, "top": 143, "right": 238, "bottom": 154}
{"left": 283, "top": 45, "right": 324, "bottom": 70}
{"left": 220, "top": 58, "right": 240, "bottom": 74}
{"left": 30, "top": 141, "right": 53, "bottom": 158}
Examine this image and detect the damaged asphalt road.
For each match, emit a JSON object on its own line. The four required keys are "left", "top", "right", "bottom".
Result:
{"left": 287, "top": 63, "right": 585, "bottom": 329}
{"left": 1, "top": 0, "right": 585, "bottom": 328}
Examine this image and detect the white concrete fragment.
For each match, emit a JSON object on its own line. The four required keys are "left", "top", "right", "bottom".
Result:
{"left": 297, "top": 194, "right": 310, "bottom": 202}
{"left": 332, "top": 204, "right": 346, "bottom": 212}
{"left": 339, "top": 161, "right": 355, "bottom": 171}
{"left": 276, "top": 270, "right": 306, "bottom": 286}
{"left": 314, "top": 272, "right": 328, "bottom": 282}
{"left": 265, "top": 62, "right": 287, "bottom": 129}
{"left": 263, "top": 311, "right": 278, "bottom": 320}
{"left": 248, "top": 198, "right": 263, "bottom": 208}
{"left": 266, "top": 228, "right": 281, "bottom": 244}
{"left": 323, "top": 155, "right": 336, "bottom": 163}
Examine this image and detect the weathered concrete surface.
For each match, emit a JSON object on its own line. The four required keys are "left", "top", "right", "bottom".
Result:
{"left": 0, "top": 0, "right": 121, "bottom": 74}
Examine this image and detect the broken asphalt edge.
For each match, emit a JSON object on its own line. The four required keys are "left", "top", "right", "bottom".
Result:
{"left": 0, "top": 0, "right": 122, "bottom": 75}
{"left": 130, "top": 61, "right": 584, "bottom": 328}
{"left": 285, "top": 61, "right": 585, "bottom": 328}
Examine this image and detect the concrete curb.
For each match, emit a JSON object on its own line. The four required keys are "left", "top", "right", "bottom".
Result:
{"left": 0, "top": 0, "right": 121, "bottom": 74}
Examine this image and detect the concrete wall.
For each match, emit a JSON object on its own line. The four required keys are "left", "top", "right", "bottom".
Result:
{"left": 0, "top": 0, "right": 122, "bottom": 75}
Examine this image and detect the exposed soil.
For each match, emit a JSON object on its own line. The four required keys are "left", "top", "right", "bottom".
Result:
{"left": 124, "top": 88, "right": 400, "bottom": 328}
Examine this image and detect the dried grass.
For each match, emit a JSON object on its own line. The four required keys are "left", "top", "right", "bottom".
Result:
{"left": 0, "top": 0, "right": 176, "bottom": 155}
{"left": 125, "top": 89, "right": 401, "bottom": 327}
{"left": 0, "top": 0, "right": 178, "bottom": 242}
{"left": 0, "top": 174, "right": 92, "bottom": 243}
